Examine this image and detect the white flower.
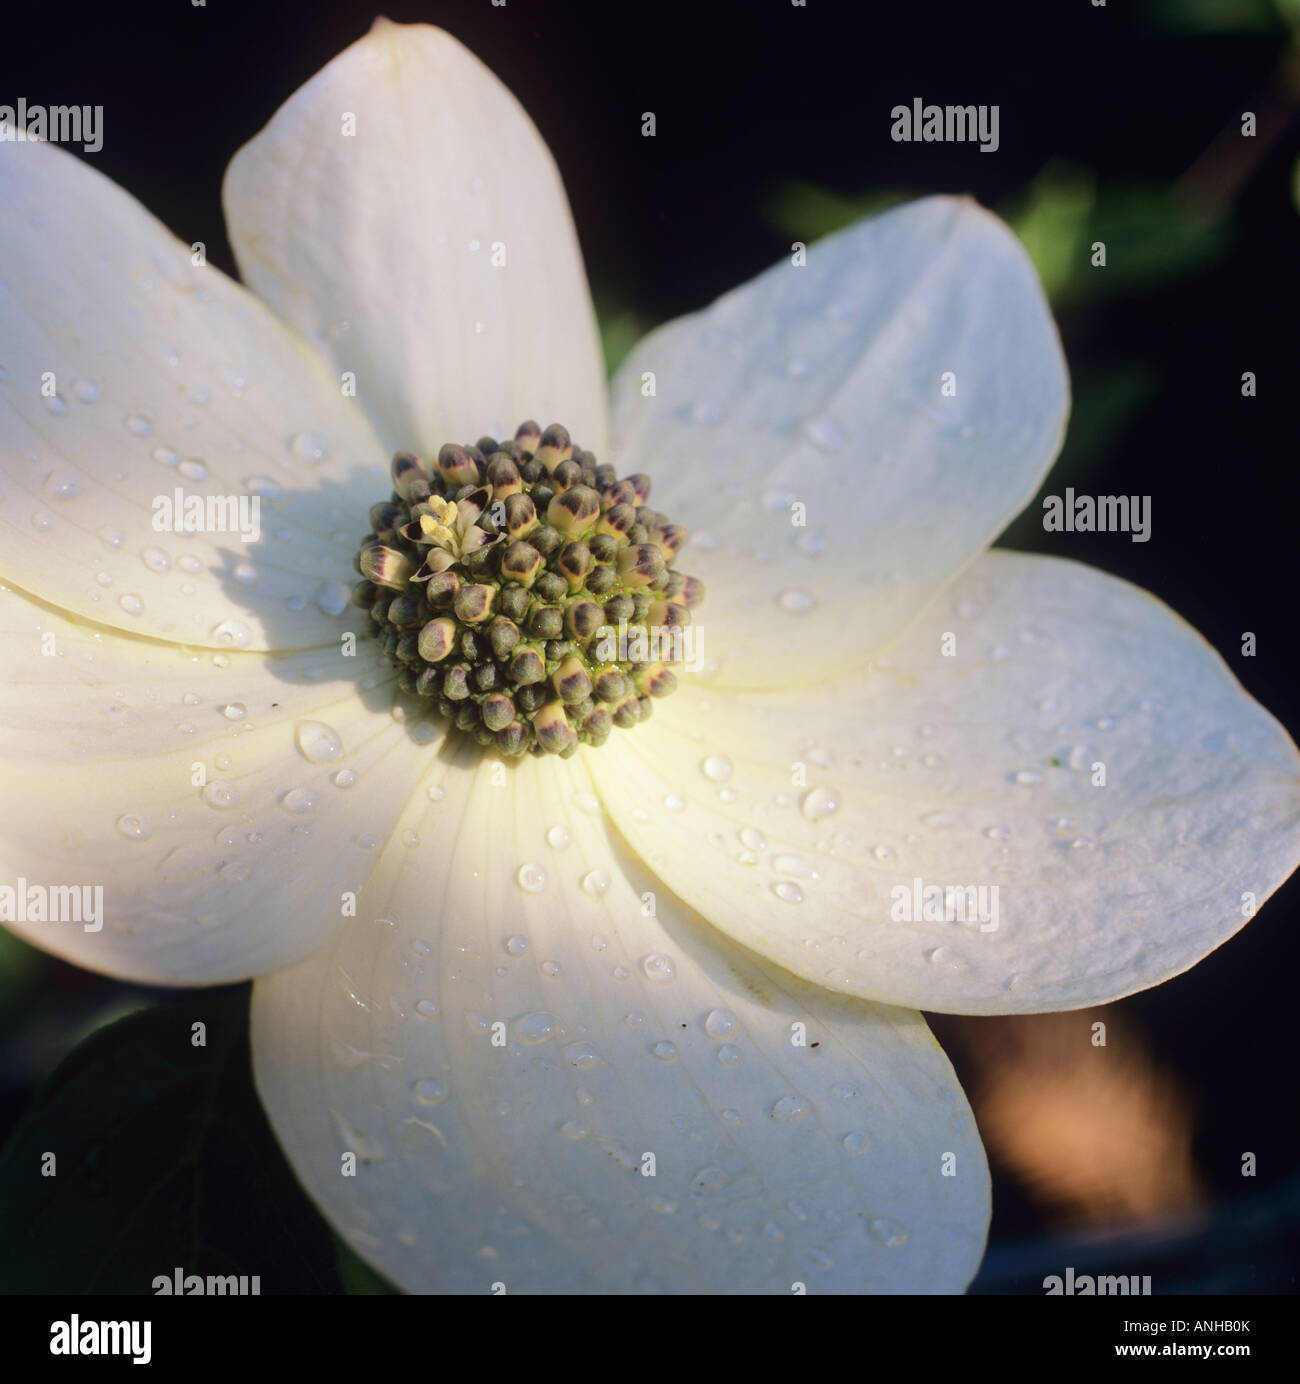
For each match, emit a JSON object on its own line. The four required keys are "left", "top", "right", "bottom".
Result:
{"left": 1, "top": 22, "right": 1296, "bottom": 1294}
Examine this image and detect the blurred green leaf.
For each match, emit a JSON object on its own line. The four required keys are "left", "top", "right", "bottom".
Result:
{"left": 593, "top": 292, "right": 653, "bottom": 377}
{"left": 336, "top": 1235, "right": 399, "bottom": 1294}
{"left": 1001, "top": 162, "right": 1227, "bottom": 311}
{"left": 0, "top": 928, "right": 46, "bottom": 1021}
{"left": 764, "top": 166, "right": 1225, "bottom": 313}
{"left": 1000, "top": 165, "right": 1097, "bottom": 304}
{"left": 762, "top": 183, "right": 909, "bottom": 245}
{"left": 0, "top": 987, "right": 342, "bottom": 1293}
{"left": 1145, "top": 0, "right": 1282, "bottom": 32}
{"left": 1292, "top": 153, "right": 1300, "bottom": 216}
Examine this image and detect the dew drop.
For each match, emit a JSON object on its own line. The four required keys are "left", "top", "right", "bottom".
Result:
{"left": 801, "top": 786, "right": 841, "bottom": 820}
{"left": 772, "top": 881, "right": 804, "bottom": 903}
{"left": 124, "top": 411, "right": 154, "bottom": 437}
{"left": 510, "top": 1011, "right": 559, "bottom": 1045}
{"left": 314, "top": 580, "right": 350, "bottom": 616}
{"left": 504, "top": 935, "right": 528, "bottom": 956}
{"left": 281, "top": 787, "right": 321, "bottom": 815}
{"left": 842, "top": 1130, "right": 871, "bottom": 1156}
{"left": 641, "top": 953, "right": 677, "bottom": 983}
{"left": 427, "top": 784, "right": 446, "bottom": 802}
{"left": 663, "top": 792, "right": 684, "bottom": 813}
{"left": 778, "top": 589, "right": 816, "bottom": 614}
{"left": 802, "top": 415, "right": 845, "bottom": 451}
{"left": 414, "top": 999, "right": 440, "bottom": 1018}
{"left": 771, "top": 1095, "right": 811, "bottom": 1122}
{"left": 1014, "top": 768, "right": 1043, "bottom": 786}
{"left": 72, "top": 378, "right": 101, "bottom": 403}
{"left": 868, "top": 1216, "right": 910, "bottom": 1248}
{"left": 410, "top": 1078, "right": 449, "bottom": 1107}
{"left": 581, "top": 869, "right": 611, "bottom": 898}
{"left": 701, "top": 754, "right": 733, "bottom": 783}
{"left": 42, "top": 393, "right": 68, "bottom": 416}
{"left": 546, "top": 824, "right": 571, "bottom": 851}
{"left": 117, "top": 593, "right": 145, "bottom": 616}
{"left": 738, "top": 825, "right": 766, "bottom": 851}
{"left": 289, "top": 430, "right": 330, "bottom": 464}
{"left": 202, "top": 780, "right": 240, "bottom": 810}
{"left": 296, "top": 720, "right": 343, "bottom": 763}
{"left": 98, "top": 525, "right": 125, "bottom": 549}
{"left": 116, "top": 813, "right": 152, "bottom": 841}
{"left": 717, "top": 1045, "right": 742, "bottom": 1067}
{"left": 517, "top": 862, "right": 548, "bottom": 893}
{"left": 772, "top": 853, "right": 818, "bottom": 878}
{"left": 177, "top": 458, "right": 209, "bottom": 481}
{"left": 704, "top": 1008, "right": 738, "bottom": 1039}
{"left": 43, "top": 470, "right": 81, "bottom": 500}
{"left": 562, "top": 1041, "right": 602, "bottom": 1069}
{"left": 212, "top": 619, "right": 253, "bottom": 649}
{"left": 332, "top": 768, "right": 358, "bottom": 789}
{"left": 652, "top": 1041, "right": 678, "bottom": 1062}
{"left": 222, "top": 702, "right": 247, "bottom": 721}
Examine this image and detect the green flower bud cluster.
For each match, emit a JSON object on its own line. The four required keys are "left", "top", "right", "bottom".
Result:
{"left": 352, "top": 421, "right": 705, "bottom": 757}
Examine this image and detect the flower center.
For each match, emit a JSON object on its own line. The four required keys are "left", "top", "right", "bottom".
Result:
{"left": 352, "top": 422, "right": 704, "bottom": 757}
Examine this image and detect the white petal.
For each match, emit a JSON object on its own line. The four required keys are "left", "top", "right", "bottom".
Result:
{"left": 0, "top": 133, "right": 387, "bottom": 649}
{"left": 588, "top": 551, "right": 1300, "bottom": 1014}
{"left": 252, "top": 746, "right": 988, "bottom": 1293}
{"left": 0, "top": 580, "right": 431, "bottom": 984}
{"left": 611, "top": 196, "right": 1068, "bottom": 688}
{"left": 223, "top": 21, "right": 607, "bottom": 459}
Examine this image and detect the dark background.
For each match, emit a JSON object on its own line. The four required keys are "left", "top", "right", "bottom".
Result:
{"left": 1, "top": 0, "right": 1298, "bottom": 1293}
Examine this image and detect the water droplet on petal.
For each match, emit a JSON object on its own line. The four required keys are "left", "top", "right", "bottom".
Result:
{"left": 581, "top": 869, "right": 611, "bottom": 897}
{"left": 771, "top": 1095, "right": 811, "bottom": 1122}
{"left": 332, "top": 768, "right": 359, "bottom": 789}
{"left": 801, "top": 786, "right": 841, "bottom": 820}
{"left": 652, "top": 1041, "right": 677, "bottom": 1062}
{"left": 117, "top": 593, "right": 145, "bottom": 616}
{"left": 517, "top": 862, "right": 547, "bottom": 893}
{"left": 202, "top": 780, "right": 240, "bottom": 809}
{"left": 289, "top": 430, "right": 330, "bottom": 464}
{"left": 116, "top": 813, "right": 152, "bottom": 841}
{"left": 642, "top": 953, "right": 676, "bottom": 983}
{"left": 314, "top": 580, "right": 349, "bottom": 615}
{"left": 412, "top": 1078, "right": 449, "bottom": 1106}
{"left": 281, "top": 787, "right": 320, "bottom": 814}
{"left": 772, "top": 881, "right": 804, "bottom": 903}
{"left": 778, "top": 589, "right": 816, "bottom": 614}
{"left": 124, "top": 412, "right": 154, "bottom": 438}
{"left": 563, "top": 1041, "right": 602, "bottom": 1069}
{"left": 295, "top": 720, "right": 343, "bottom": 763}
{"left": 43, "top": 470, "right": 81, "bottom": 500}
{"left": 843, "top": 1130, "right": 871, "bottom": 1156}
{"left": 73, "top": 378, "right": 101, "bottom": 403}
{"left": 212, "top": 619, "right": 253, "bottom": 649}
{"left": 663, "top": 793, "right": 684, "bottom": 813}
{"left": 704, "top": 1008, "right": 738, "bottom": 1039}
{"left": 510, "top": 1011, "right": 559, "bottom": 1044}
{"left": 222, "top": 702, "right": 247, "bottom": 722}
{"left": 546, "top": 825, "right": 571, "bottom": 851}
{"left": 701, "top": 754, "right": 733, "bottom": 783}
